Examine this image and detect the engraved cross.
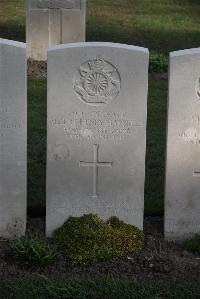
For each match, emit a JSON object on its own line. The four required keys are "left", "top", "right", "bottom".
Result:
{"left": 79, "top": 144, "right": 113, "bottom": 198}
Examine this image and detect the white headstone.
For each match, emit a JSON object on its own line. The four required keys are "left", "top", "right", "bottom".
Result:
{"left": 0, "top": 39, "right": 27, "bottom": 239}
{"left": 46, "top": 42, "right": 149, "bottom": 237}
{"left": 165, "top": 48, "right": 200, "bottom": 240}
{"left": 26, "top": 0, "right": 86, "bottom": 61}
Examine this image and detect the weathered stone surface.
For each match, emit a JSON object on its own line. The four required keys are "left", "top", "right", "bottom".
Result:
{"left": 26, "top": 0, "right": 86, "bottom": 60}
{"left": 46, "top": 42, "right": 149, "bottom": 237}
{"left": 0, "top": 39, "right": 27, "bottom": 239}
{"left": 36, "top": 0, "right": 80, "bottom": 9}
{"left": 165, "top": 48, "right": 200, "bottom": 241}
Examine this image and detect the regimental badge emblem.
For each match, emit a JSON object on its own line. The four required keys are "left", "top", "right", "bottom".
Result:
{"left": 74, "top": 56, "right": 121, "bottom": 106}
{"left": 197, "top": 77, "right": 200, "bottom": 100}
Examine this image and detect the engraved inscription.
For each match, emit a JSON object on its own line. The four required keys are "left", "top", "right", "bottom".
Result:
{"left": 49, "top": 111, "right": 143, "bottom": 141}
{"left": 193, "top": 171, "right": 200, "bottom": 177}
{"left": 74, "top": 57, "right": 121, "bottom": 106}
{"left": 178, "top": 115, "right": 200, "bottom": 146}
{"left": 50, "top": 206, "right": 141, "bottom": 216}
{"left": 0, "top": 122, "right": 22, "bottom": 129}
{"left": 50, "top": 201, "right": 142, "bottom": 211}
{"left": 79, "top": 144, "right": 113, "bottom": 198}
{"left": 0, "top": 107, "right": 22, "bottom": 136}
{"left": 166, "top": 218, "right": 200, "bottom": 232}
{"left": 0, "top": 122, "right": 23, "bottom": 137}
{"left": 37, "top": 0, "right": 77, "bottom": 9}
{"left": 179, "top": 128, "right": 200, "bottom": 144}
{"left": 175, "top": 114, "right": 200, "bottom": 176}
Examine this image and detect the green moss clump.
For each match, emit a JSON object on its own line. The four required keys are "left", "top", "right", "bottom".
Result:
{"left": 183, "top": 235, "right": 200, "bottom": 254}
{"left": 53, "top": 214, "right": 144, "bottom": 265}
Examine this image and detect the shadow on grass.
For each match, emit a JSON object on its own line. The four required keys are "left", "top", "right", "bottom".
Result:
{"left": 0, "top": 22, "right": 25, "bottom": 42}
{"left": 87, "top": 22, "right": 200, "bottom": 55}
{"left": 145, "top": 80, "right": 168, "bottom": 216}
{"left": 27, "top": 78, "right": 47, "bottom": 216}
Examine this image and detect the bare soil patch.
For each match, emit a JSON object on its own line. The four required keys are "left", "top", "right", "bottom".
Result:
{"left": 28, "top": 59, "right": 47, "bottom": 78}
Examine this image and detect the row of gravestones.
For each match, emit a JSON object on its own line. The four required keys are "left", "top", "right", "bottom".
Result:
{"left": 0, "top": 38, "right": 199, "bottom": 241}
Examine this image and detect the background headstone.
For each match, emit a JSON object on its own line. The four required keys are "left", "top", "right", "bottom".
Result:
{"left": 26, "top": 0, "right": 86, "bottom": 61}
{"left": 165, "top": 48, "right": 200, "bottom": 240}
{"left": 46, "top": 42, "right": 149, "bottom": 237}
{"left": 0, "top": 39, "right": 27, "bottom": 239}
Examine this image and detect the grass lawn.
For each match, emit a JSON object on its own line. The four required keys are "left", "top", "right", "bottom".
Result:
{"left": 1, "top": 276, "right": 200, "bottom": 299}
{"left": 28, "top": 78, "right": 47, "bottom": 215}
{"left": 0, "top": 0, "right": 25, "bottom": 42}
{"left": 0, "top": 0, "right": 199, "bottom": 55}
{"left": 145, "top": 79, "right": 167, "bottom": 215}
{"left": 87, "top": 0, "right": 200, "bottom": 55}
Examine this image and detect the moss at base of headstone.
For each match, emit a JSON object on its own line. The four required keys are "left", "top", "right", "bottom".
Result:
{"left": 183, "top": 235, "right": 200, "bottom": 254}
{"left": 53, "top": 214, "right": 144, "bottom": 265}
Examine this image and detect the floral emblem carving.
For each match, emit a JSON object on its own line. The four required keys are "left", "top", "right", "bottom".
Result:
{"left": 74, "top": 57, "right": 121, "bottom": 106}
{"left": 197, "top": 77, "right": 200, "bottom": 100}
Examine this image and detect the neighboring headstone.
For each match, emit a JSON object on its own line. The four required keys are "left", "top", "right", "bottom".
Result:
{"left": 165, "top": 48, "right": 200, "bottom": 241}
{"left": 0, "top": 39, "right": 27, "bottom": 239}
{"left": 46, "top": 42, "right": 149, "bottom": 237}
{"left": 26, "top": 0, "right": 86, "bottom": 61}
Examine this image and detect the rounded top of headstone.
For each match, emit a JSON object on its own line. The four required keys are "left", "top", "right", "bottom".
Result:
{"left": 48, "top": 42, "right": 149, "bottom": 54}
{"left": 0, "top": 38, "right": 26, "bottom": 49}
